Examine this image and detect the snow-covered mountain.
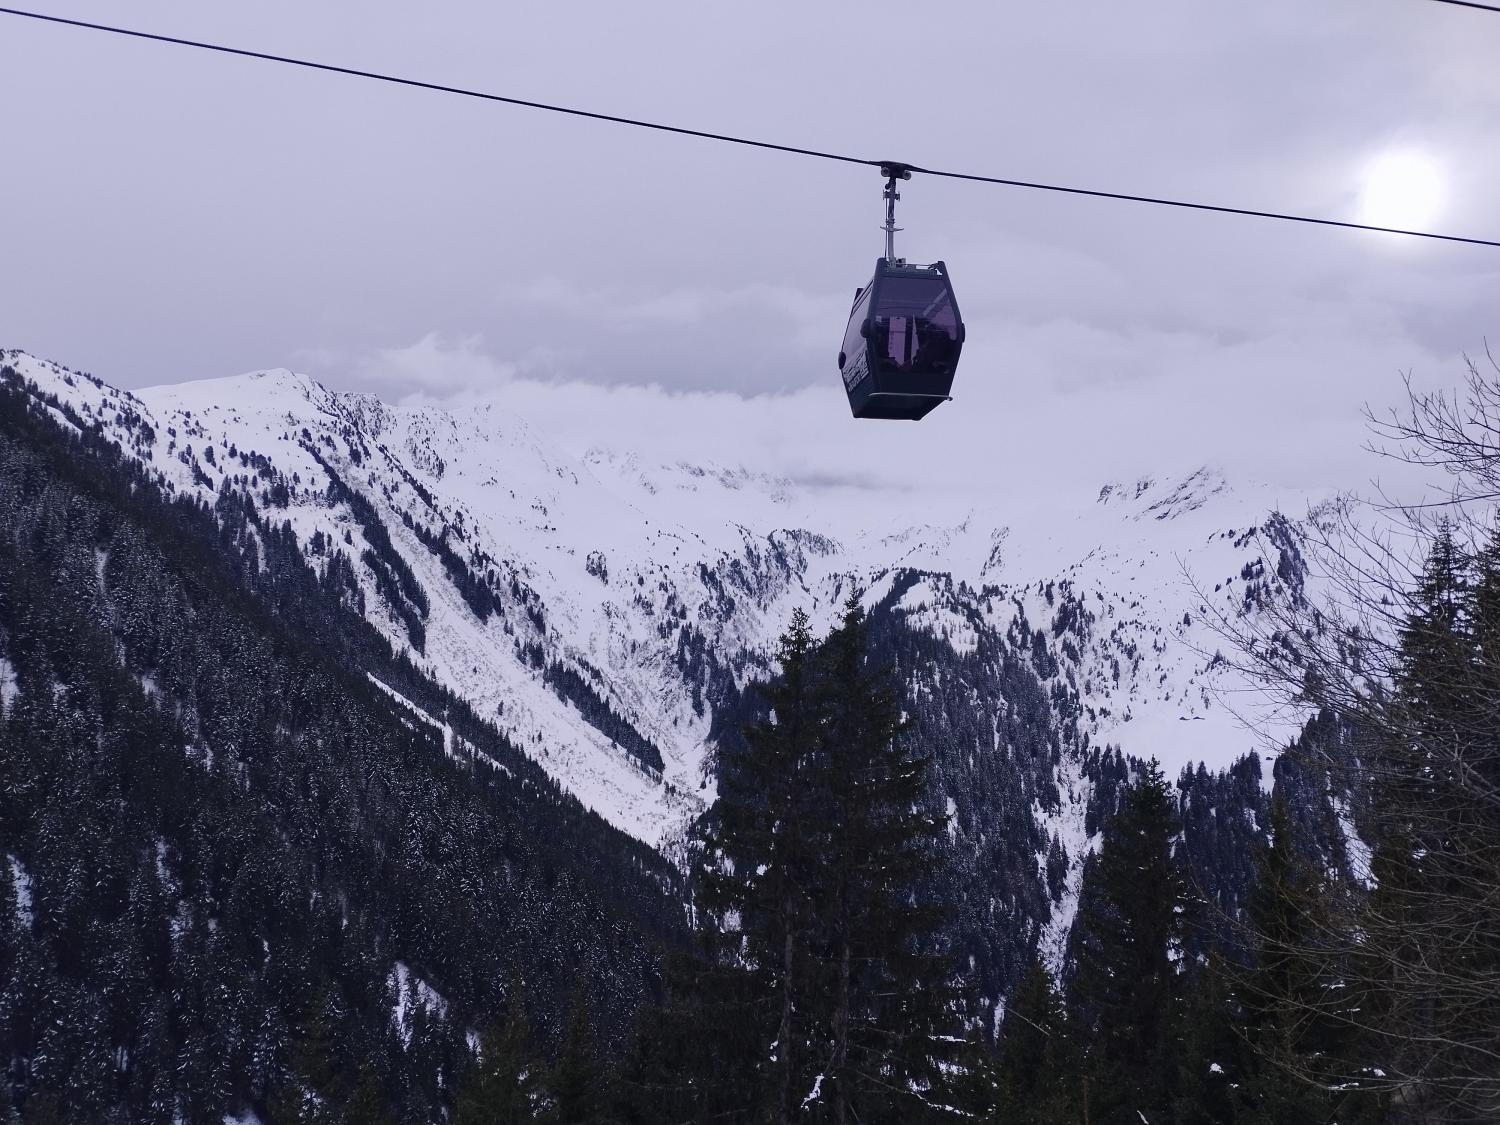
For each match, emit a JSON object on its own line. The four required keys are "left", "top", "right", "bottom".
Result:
{"left": 3, "top": 349, "right": 1327, "bottom": 828}
{"left": 3, "top": 348, "right": 1329, "bottom": 1001}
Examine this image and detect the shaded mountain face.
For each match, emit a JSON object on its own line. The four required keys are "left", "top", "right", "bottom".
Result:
{"left": 0, "top": 366, "right": 686, "bottom": 1122}
{"left": 0, "top": 349, "right": 1354, "bottom": 1024}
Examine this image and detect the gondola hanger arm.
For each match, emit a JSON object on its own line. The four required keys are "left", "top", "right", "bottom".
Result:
{"left": 878, "top": 163, "right": 913, "bottom": 262}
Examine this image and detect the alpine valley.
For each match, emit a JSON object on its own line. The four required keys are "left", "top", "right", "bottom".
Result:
{"left": 0, "top": 349, "right": 1369, "bottom": 1120}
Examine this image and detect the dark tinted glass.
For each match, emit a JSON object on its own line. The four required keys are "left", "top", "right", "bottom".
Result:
{"left": 874, "top": 276, "right": 958, "bottom": 339}
{"left": 872, "top": 274, "right": 959, "bottom": 373}
{"left": 840, "top": 286, "right": 872, "bottom": 365}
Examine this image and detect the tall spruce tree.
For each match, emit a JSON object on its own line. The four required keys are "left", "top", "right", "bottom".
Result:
{"left": 619, "top": 952, "right": 764, "bottom": 1122}
{"left": 343, "top": 1064, "right": 399, "bottom": 1125}
{"left": 696, "top": 609, "right": 822, "bottom": 1123}
{"left": 548, "top": 999, "right": 609, "bottom": 1125}
{"left": 806, "top": 597, "right": 955, "bottom": 1124}
{"left": 454, "top": 994, "right": 541, "bottom": 1125}
{"left": 1227, "top": 795, "right": 1353, "bottom": 1124}
{"left": 988, "top": 964, "right": 1075, "bottom": 1125}
{"left": 1354, "top": 519, "right": 1500, "bottom": 1118}
{"left": 610, "top": 998, "right": 683, "bottom": 1125}
{"left": 693, "top": 603, "right": 958, "bottom": 1124}
{"left": 1066, "top": 761, "right": 1186, "bottom": 1124}
{"left": 1171, "top": 965, "right": 1244, "bottom": 1125}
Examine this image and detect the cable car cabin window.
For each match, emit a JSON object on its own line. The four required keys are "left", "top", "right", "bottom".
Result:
{"left": 841, "top": 287, "right": 871, "bottom": 370}
{"left": 871, "top": 276, "right": 959, "bottom": 375}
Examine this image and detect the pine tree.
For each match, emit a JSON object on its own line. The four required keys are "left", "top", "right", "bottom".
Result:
{"left": 989, "top": 964, "right": 1074, "bottom": 1125}
{"left": 454, "top": 994, "right": 541, "bottom": 1125}
{"left": 1397, "top": 520, "right": 1468, "bottom": 726}
{"left": 620, "top": 949, "right": 765, "bottom": 1124}
{"left": 1171, "top": 965, "right": 1243, "bottom": 1125}
{"left": 611, "top": 969, "right": 749, "bottom": 1125}
{"left": 270, "top": 988, "right": 345, "bottom": 1124}
{"left": 1066, "top": 761, "right": 1186, "bottom": 1125}
{"left": 610, "top": 1000, "right": 674, "bottom": 1125}
{"left": 807, "top": 597, "right": 956, "bottom": 1123}
{"left": 1361, "top": 521, "right": 1492, "bottom": 1116}
{"left": 0, "top": 854, "right": 18, "bottom": 1108}
{"left": 132, "top": 1000, "right": 177, "bottom": 1125}
{"left": 547, "top": 1000, "right": 609, "bottom": 1125}
{"left": 1228, "top": 796, "right": 1332, "bottom": 1124}
{"left": 343, "top": 1064, "right": 398, "bottom": 1125}
{"left": 696, "top": 609, "right": 822, "bottom": 1122}
{"left": 1214, "top": 791, "right": 1394, "bottom": 1125}
{"left": 691, "top": 602, "right": 961, "bottom": 1125}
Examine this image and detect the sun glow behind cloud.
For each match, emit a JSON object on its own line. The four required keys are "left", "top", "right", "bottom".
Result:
{"left": 1358, "top": 150, "right": 1446, "bottom": 232}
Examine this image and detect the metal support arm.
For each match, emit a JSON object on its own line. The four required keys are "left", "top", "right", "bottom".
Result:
{"left": 879, "top": 161, "right": 912, "bottom": 262}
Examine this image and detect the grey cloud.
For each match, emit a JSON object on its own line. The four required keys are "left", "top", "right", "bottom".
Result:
{"left": 0, "top": 0, "right": 1494, "bottom": 505}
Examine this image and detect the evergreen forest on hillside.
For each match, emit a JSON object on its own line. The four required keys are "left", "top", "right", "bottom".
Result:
{"left": 1, "top": 356, "right": 1498, "bottom": 1124}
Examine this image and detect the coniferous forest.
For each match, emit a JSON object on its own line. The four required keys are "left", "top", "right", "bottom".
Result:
{"left": 3, "top": 353, "right": 1500, "bottom": 1125}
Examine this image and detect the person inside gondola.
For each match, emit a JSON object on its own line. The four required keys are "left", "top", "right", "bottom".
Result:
{"left": 881, "top": 315, "right": 915, "bottom": 372}
{"left": 915, "top": 320, "right": 956, "bottom": 374}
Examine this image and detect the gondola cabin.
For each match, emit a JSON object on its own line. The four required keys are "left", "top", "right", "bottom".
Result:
{"left": 838, "top": 258, "right": 964, "bottom": 420}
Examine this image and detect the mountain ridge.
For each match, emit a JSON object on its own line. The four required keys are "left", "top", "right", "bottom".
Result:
{"left": 2, "top": 344, "right": 1355, "bottom": 1031}
{"left": 1, "top": 348, "right": 1323, "bottom": 847}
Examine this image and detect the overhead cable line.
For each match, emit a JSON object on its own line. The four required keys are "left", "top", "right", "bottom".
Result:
{"left": 1428, "top": 0, "right": 1500, "bottom": 12}
{"left": 3, "top": 5, "right": 1499, "bottom": 251}
{"left": 899, "top": 162, "right": 1499, "bottom": 248}
{"left": 0, "top": 7, "right": 875, "bottom": 169}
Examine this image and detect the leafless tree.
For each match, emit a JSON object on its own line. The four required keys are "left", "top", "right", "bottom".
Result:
{"left": 1202, "top": 348, "right": 1500, "bottom": 1123}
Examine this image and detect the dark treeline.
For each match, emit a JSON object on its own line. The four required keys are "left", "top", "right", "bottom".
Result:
{"left": 435, "top": 617, "right": 1397, "bottom": 1125}
{"left": 540, "top": 661, "right": 665, "bottom": 775}
{"left": 0, "top": 369, "right": 683, "bottom": 1124}
{"left": 969, "top": 756, "right": 1386, "bottom": 1125}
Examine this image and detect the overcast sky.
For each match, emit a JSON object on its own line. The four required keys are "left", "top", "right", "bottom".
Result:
{"left": 3, "top": 0, "right": 1498, "bottom": 506}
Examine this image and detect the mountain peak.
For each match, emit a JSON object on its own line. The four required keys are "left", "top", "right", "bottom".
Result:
{"left": 1096, "top": 466, "right": 1229, "bottom": 520}
{"left": 144, "top": 366, "right": 335, "bottom": 415}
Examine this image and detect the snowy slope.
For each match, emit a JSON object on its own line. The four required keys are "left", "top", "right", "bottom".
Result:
{"left": 2, "top": 350, "right": 1325, "bottom": 856}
